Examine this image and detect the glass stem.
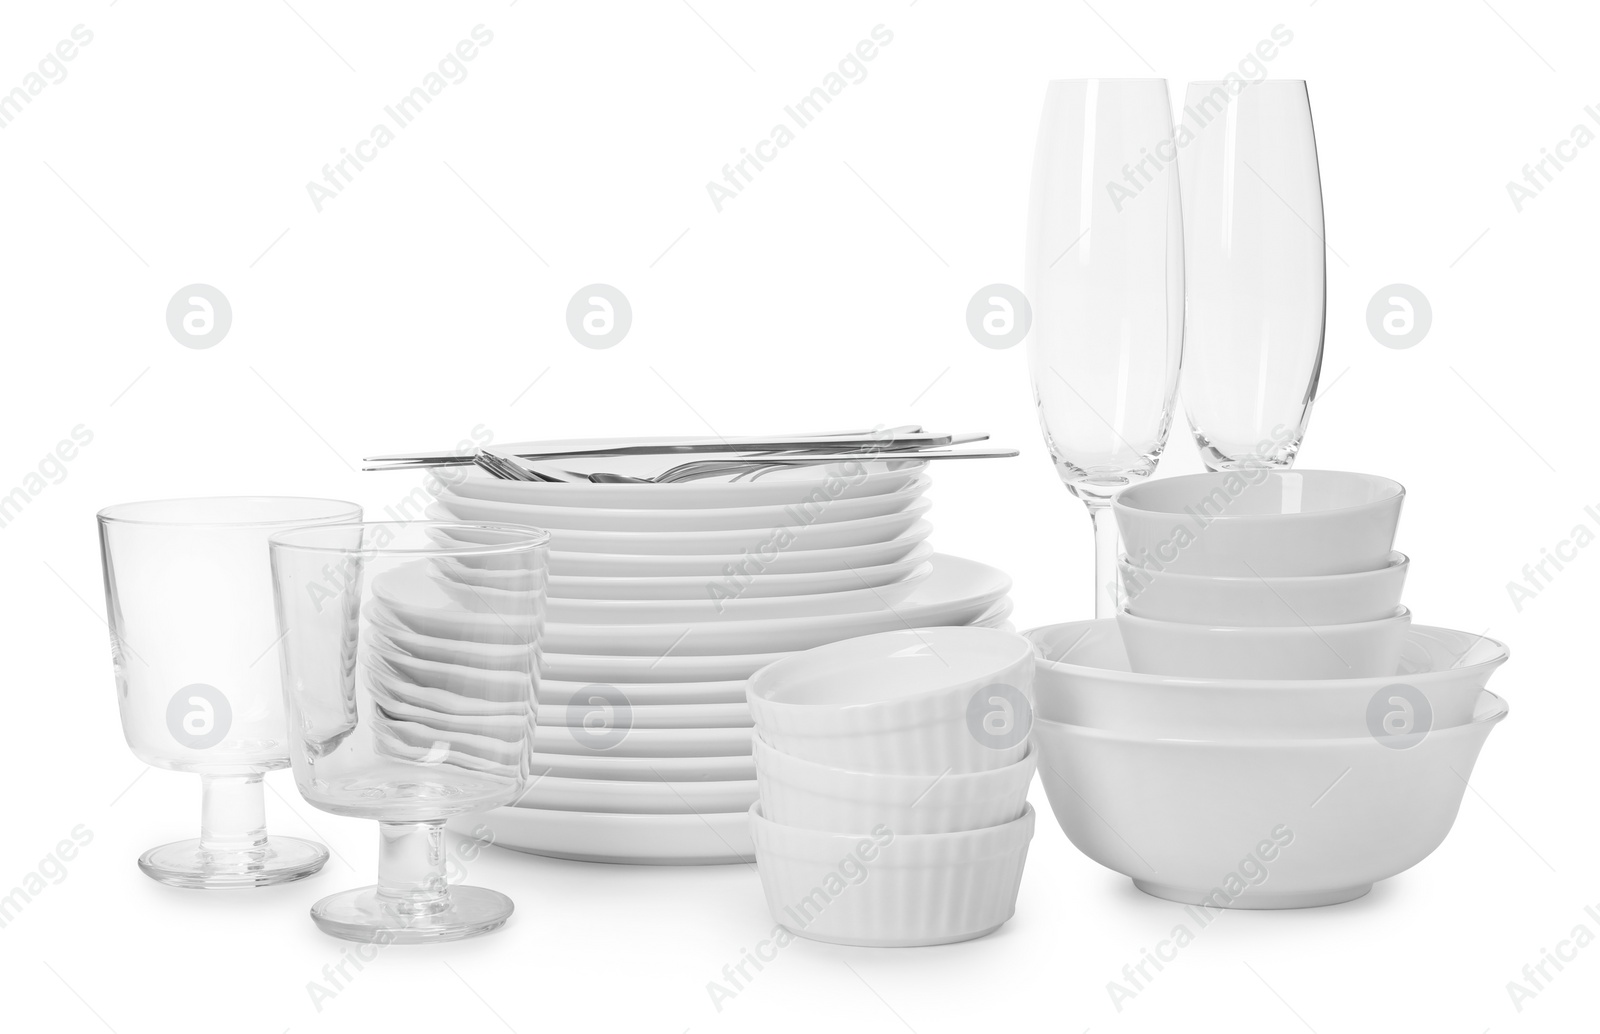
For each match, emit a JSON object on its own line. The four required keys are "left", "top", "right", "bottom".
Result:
{"left": 376, "top": 821, "right": 450, "bottom": 918}
{"left": 198, "top": 771, "right": 269, "bottom": 858}
{"left": 1085, "top": 499, "right": 1122, "bottom": 619}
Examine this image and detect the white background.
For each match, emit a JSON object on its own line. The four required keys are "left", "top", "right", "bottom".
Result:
{"left": 1, "top": 1, "right": 1595, "bottom": 1031}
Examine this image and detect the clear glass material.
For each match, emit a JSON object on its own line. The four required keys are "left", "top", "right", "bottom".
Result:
{"left": 1026, "top": 79, "right": 1185, "bottom": 617}
{"left": 269, "top": 521, "right": 549, "bottom": 943}
{"left": 97, "top": 496, "right": 363, "bottom": 888}
{"left": 1178, "top": 79, "right": 1326, "bottom": 471}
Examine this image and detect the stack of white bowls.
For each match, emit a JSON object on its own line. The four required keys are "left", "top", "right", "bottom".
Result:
{"left": 1025, "top": 470, "right": 1511, "bottom": 908}
{"left": 428, "top": 456, "right": 1015, "bottom": 863}
{"left": 745, "top": 628, "right": 1037, "bottom": 946}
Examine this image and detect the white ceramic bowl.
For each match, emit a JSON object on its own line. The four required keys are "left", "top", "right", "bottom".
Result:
{"left": 746, "top": 626, "right": 1035, "bottom": 774}
{"left": 1121, "top": 551, "right": 1409, "bottom": 625}
{"left": 753, "top": 735, "right": 1035, "bottom": 834}
{"left": 749, "top": 802, "right": 1034, "bottom": 946}
{"left": 1115, "top": 607, "right": 1412, "bottom": 679}
{"left": 1031, "top": 694, "right": 1508, "bottom": 908}
{"left": 1026, "top": 619, "right": 1507, "bottom": 738}
{"left": 1113, "top": 470, "right": 1405, "bottom": 576}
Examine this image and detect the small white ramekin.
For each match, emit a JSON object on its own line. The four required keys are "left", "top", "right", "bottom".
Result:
{"left": 749, "top": 802, "right": 1034, "bottom": 947}
{"left": 753, "top": 735, "right": 1035, "bottom": 834}
{"left": 746, "top": 626, "right": 1035, "bottom": 774}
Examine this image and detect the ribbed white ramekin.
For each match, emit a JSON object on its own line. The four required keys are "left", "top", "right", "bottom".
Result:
{"left": 746, "top": 627, "right": 1035, "bottom": 774}
{"left": 754, "top": 735, "right": 1035, "bottom": 834}
{"left": 749, "top": 802, "right": 1034, "bottom": 947}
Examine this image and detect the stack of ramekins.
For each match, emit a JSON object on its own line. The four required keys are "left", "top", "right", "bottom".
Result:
{"left": 745, "top": 627, "right": 1038, "bottom": 946}
{"left": 1025, "top": 470, "right": 1512, "bottom": 909}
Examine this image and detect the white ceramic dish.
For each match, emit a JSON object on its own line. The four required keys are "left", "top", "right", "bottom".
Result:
{"left": 371, "top": 567, "right": 541, "bottom": 646}
{"left": 1113, "top": 470, "right": 1405, "bottom": 576}
{"left": 548, "top": 543, "right": 934, "bottom": 601}
{"left": 538, "top": 697, "right": 751, "bottom": 728}
{"left": 1121, "top": 551, "right": 1409, "bottom": 625}
{"left": 533, "top": 724, "right": 752, "bottom": 758}
{"left": 510, "top": 774, "right": 758, "bottom": 814}
{"left": 428, "top": 499, "right": 933, "bottom": 556}
{"left": 542, "top": 556, "right": 1011, "bottom": 656}
{"left": 528, "top": 750, "right": 755, "bottom": 781}
{"left": 1115, "top": 607, "right": 1412, "bottom": 679}
{"left": 746, "top": 625, "right": 1034, "bottom": 774}
{"left": 453, "top": 806, "right": 753, "bottom": 864}
{"left": 547, "top": 521, "right": 933, "bottom": 577}
{"left": 1031, "top": 693, "right": 1508, "bottom": 908}
{"left": 539, "top": 678, "right": 749, "bottom": 706}
{"left": 545, "top": 554, "right": 934, "bottom": 623}
{"left": 1026, "top": 619, "right": 1508, "bottom": 738}
{"left": 749, "top": 802, "right": 1034, "bottom": 945}
{"left": 753, "top": 736, "right": 1035, "bottom": 834}
{"left": 438, "top": 474, "right": 929, "bottom": 531}
{"left": 437, "top": 456, "right": 925, "bottom": 509}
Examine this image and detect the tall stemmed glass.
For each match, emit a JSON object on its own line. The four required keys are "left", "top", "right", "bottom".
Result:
{"left": 1026, "top": 79, "right": 1185, "bottom": 617}
{"left": 1178, "top": 79, "right": 1325, "bottom": 470}
{"left": 270, "top": 521, "right": 548, "bottom": 943}
{"left": 97, "top": 496, "right": 363, "bottom": 888}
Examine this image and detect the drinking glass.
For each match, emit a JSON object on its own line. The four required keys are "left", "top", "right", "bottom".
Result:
{"left": 97, "top": 496, "right": 363, "bottom": 888}
{"left": 269, "top": 521, "right": 549, "bottom": 943}
{"left": 1026, "top": 79, "right": 1185, "bottom": 617}
{"left": 1178, "top": 79, "right": 1325, "bottom": 471}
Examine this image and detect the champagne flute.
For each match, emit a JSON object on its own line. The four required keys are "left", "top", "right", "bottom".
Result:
{"left": 1026, "top": 79, "right": 1185, "bottom": 617}
{"left": 1177, "top": 79, "right": 1325, "bottom": 471}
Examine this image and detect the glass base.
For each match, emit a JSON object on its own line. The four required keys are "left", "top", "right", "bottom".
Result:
{"left": 138, "top": 835, "right": 328, "bottom": 889}
{"left": 310, "top": 885, "right": 514, "bottom": 944}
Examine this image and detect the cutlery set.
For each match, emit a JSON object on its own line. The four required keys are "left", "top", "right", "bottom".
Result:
{"left": 94, "top": 79, "right": 1508, "bottom": 948}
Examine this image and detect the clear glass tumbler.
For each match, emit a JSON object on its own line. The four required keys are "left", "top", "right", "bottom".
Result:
{"left": 97, "top": 496, "right": 363, "bottom": 888}
{"left": 1026, "top": 78, "right": 1186, "bottom": 617}
{"left": 269, "top": 521, "right": 549, "bottom": 943}
{"left": 1177, "top": 79, "right": 1326, "bottom": 470}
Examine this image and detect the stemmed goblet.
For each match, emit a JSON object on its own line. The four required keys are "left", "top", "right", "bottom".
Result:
{"left": 269, "top": 521, "right": 549, "bottom": 943}
{"left": 1177, "top": 79, "right": 1326, "bottom": 471}
{"left": 1026, "top": 79, "right": 1185, "bottom": 616}
{"left": 97, "top": 496, "right": 363, "bottom": 888}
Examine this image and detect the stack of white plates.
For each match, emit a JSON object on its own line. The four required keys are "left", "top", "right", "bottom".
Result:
{"left": 434, "top": 459, "right": 1014, "bottom": 864}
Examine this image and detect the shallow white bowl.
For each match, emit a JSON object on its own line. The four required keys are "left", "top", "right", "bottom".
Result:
{"left": 438, "top": 474, "right": 928, "bottom": 531}
{"left": 1031, "top": 694, "right": 1507, "bottom": 908}
{"left": 1116, "top": 607, "right": 1412, "bottom": 679}
{"left": 455, "top": 805, "right": 752, "bottom": 864}
{"left": 1121, "top": 551, "right": 1409, "bottom": 626}
{"left": 749, "top": 802, "right": 1034, "bottom": 946}
{"left": 1026, "top": 619, "right": 1506, "bottom": 738}
{"left": 746, "top": 626, "right": 1034, "bottom": 774}
{"left": 754, "top": 735, "right": 1034, "bottom": 834}
{"left": 1113, "top": 470, "right": 1404, "bottom": 576}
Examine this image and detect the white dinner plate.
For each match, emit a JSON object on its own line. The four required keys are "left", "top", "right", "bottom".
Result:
{"left": 532, "top": 724, "right": 752, "bottom": 757}
{"left": 541, "top": 555, "right": 1011, "bottom": 655}
{"left": 536, "top": 697, "right": 751, "bottom": 728}
{"left": 546, "top": 542, "right": 934, "bottom": 601}
{"left": 509, "top": 775, "right": 759, "bottom": 814}
{"left": 452, "top": 806, "right": 754, "bottom": 864}
{"left": 539, "top": 678, "right": 749, "bottom": 706}
{"left": 545, "top": 555, "right": 934, "bottom": 623}
{"left": 427, "top": 499, "right": 933, "bottom": 555}
{"left": 527, "top": 750, "right": 756, "bottom": 781}
{"left": 546, "top": 520, "right": 933, "bottom": 577}
{"left": 438, "top": 474, "right": 928, "bottom": 531}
